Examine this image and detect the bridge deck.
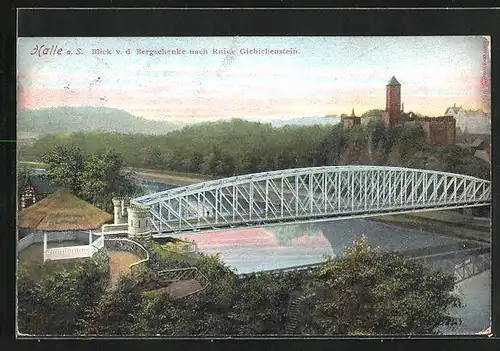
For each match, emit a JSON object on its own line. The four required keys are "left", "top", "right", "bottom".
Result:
{"left": 133, "top": 166, "right": 491, "bottom": 236}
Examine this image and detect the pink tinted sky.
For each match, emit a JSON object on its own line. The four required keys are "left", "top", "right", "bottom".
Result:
{"left": 17, "top": 36, "right": 491, "bottom": 122}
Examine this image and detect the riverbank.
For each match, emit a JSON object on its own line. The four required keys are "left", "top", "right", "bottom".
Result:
{"left": 127, "top": 167, "right": 217, "bottom": 186}
{"left": 368, "top": 210, "right": 490, "bottom": 244}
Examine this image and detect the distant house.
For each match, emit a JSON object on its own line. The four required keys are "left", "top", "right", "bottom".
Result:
{"left": 474, "top": 150, "right": 490, "bottom": 163}
{"left": 456, "top": 137, "right": 490, "bottom": 164}
{"left": 18, "top": 174, "right": 57, "bottom": 210}
{"left": 444, "top": 104, "right": 491, "bottom": 135}
{"left": 342, "top": 108, "right": 361, "bottom": 131}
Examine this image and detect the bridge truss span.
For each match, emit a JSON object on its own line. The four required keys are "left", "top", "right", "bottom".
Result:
{"left": 132, "top": 166, "right": 491, "bottom": 234}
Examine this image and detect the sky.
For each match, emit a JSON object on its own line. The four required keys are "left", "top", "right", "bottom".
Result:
{"left": 17, "top": 36, "right": 491, "bottom": 123}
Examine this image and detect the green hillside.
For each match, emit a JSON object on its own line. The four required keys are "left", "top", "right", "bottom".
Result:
{"left": 17, "top": 106, "right": 185, "bottom": 136}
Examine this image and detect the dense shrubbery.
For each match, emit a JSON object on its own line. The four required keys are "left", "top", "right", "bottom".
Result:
{"left": 21, "top": 118, "right": 489, "bottom": 180}
{"left": 17, "top": 239, "right": 462, "bottom": 336}
{"left": 301, "top": 238, "right": 462, "bottom": 335}
{"left": 17, "top": 251, "right": 110, "bottom": 335}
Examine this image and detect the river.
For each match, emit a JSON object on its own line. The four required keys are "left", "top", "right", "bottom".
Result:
{"left": 137, "top": 178, "right": 491, "bottom": 335}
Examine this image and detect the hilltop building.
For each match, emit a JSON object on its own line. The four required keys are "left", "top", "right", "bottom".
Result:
{"left": 418, "top": 116, "right": 456, "bottom": 146}
{"left": 456, "top": 136, "right": 491, "bottom": 164}
{"left": 342, "top": 108, "right": 361, "bottom": 130}
{"left": 378, "top": 76, "right": 456, "bottom": 146}
{"left": 380, "top": 76, "right": 406, "bottom": 129}
{"left": 444, "top": 104, "right": 491, "bottom": 135}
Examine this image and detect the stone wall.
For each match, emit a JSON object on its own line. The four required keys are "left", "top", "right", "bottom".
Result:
{"left": 104, "top": 238, "right": 149, "bottom": 276}
{"left": 104, "top": 238, "right": 149, "bottom": 259}
{"left": 419, "top": 116, "right": 456, "bottom": 146}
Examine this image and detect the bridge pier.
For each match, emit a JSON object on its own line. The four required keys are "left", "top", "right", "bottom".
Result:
{"left": 128, "top": 203, "right": 152, "bottom": 242}
{"left": 113, "top": 197, "right": 131, "bottom": 224}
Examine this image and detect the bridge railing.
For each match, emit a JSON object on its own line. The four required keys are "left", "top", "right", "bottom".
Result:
{"left": 407, "top": 246, "right": 490, "bottom": 263}
{"left": 409, "top": 247, "right": 490, "bottom": 283}
{"left": 453, "top": 253, "right": 490, "bottom": 282}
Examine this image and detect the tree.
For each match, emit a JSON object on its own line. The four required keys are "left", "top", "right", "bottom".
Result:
{"left": 141, "top": 146, "right": 165, "bottom": 169}
{"left": 17, "top": 252, "right": 110, "bottom": 335}
{"left": 228, "top": 272, "right": 300, "bottom": 335}
{"left": 42, "top": 146, "right": 138, "bottom": 212}
{"left": 18, "top": 237, "right": 464, "bottom": 336}
{"left": 78, "top": 150, "right": 138, "bottom": 211}
{"left": 361, "top": 109, "right": 384, "bottom": 126}
{"left": 301, "top": 237, "right": 462, "bottom": 335}
{"left": 318, "top": 123, "right": 347, "bottom": 166}
{"left": 79, "top": 275, "right": 143, "bottom": 336}
{"left": 41, "top": 144, "right": 84, "bottom": 194}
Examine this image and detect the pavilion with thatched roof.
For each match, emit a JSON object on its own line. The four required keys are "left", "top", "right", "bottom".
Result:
{"left": 18, "top": 188, "right": 113, "bottom": 233}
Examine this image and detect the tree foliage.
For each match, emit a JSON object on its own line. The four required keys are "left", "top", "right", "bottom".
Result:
{"left": 301, "top": 237, "right": 462, "bottom": 335}
{"left": 41, "top": 145, "right": 138, "bottom": 211}
{"left": 18, "top": 238, "right": 463, "bottom": 336}
{"left": 23, "top": 117, "right": 489, "bottom": 181}
{"left": 41, "top": 144, "right": 84, "bottom": 194}
{"left": 17, "top": 252, "right": 110, "bottom": 335}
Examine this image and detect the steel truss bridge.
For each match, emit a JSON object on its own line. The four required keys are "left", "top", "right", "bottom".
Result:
{"left": 132, "top": 166, "right": 491, "bottom": 235}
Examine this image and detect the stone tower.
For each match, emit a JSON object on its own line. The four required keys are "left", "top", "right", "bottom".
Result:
{"left": 127, "top": 203, "right": 152, "bottom": 242}
{"left": 381, "top": 76, "right": 403, "bottom": 129}
{"left": 386, "top": 76, "right": 401, "bottom": 117}
{"left": 112, "top": 197, "right": 124, "bottom": 224}
{"left": 112, "top": 197, "right": 131, "bottom": 224}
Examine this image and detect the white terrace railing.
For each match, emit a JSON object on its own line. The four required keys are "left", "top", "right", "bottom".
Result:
{"left": 44, "top": 245, "right": 95, "bottom": 261}
{"left": 42, "top": 231, "right": 105, "bottom": 262}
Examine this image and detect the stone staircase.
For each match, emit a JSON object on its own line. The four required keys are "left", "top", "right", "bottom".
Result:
{"left": 285, "top": 292, "right": 315, "bottom": 334}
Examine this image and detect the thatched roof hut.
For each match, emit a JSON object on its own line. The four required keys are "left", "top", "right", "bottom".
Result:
{"left": 18, "top": 188, "right": 113, "bottom": 231}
